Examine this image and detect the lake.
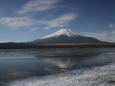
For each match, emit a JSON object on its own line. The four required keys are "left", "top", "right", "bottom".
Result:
{"left": 0, "top": 48, "right": 115, "bottom": 85}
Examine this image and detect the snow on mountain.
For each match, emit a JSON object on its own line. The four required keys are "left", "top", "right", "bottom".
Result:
{"left": 31, "top": 28, "right": 102, "bottom": 44}
{"left": 40, "top": 28, "right": 78, "bottom": 39}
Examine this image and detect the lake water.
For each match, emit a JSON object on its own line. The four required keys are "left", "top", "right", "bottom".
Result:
{"left": 0, "top": 48, "right": 115, "bottom": 85}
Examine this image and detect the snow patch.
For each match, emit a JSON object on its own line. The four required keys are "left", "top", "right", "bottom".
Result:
{"left": 7, "top": 63, "right": 115, "bottom": 86}
{"left": 40, "top": 28, "right": 79, "bottom": 39}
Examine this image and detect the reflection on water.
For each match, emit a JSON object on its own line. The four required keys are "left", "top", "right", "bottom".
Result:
{"left": 0, "top": 48, "right": 115, "bottom": 84}
{"left": 43, "top": 57, "right": 77, "bottom": 68}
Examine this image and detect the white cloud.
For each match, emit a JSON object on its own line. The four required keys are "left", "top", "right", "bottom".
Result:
{"left": 109, "top": 24, "right": 115, "bottom": 29}
{"left": 111, "top": 30, "right": 115, "bottom": 34}
{"left": 18, "top": 0, "right": 59, "bottom": 14}
{"left": 30, "top": 27, "right": 39, "bottom": 31}
{"left": 40, "top": 13, "right": 78, "bottom": 29}
{"left": 82, "top": 31, "right": 115, "bottom": 42}
{"left": 0, "top": 17, "right": 35, "bottom": 28}
{"left": 0, "top": 13, "right": 78, "bottom": 30}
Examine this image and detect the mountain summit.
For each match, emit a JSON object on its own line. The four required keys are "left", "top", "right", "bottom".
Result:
{"left": 32, "top": 28, "right": 102, "bottom": 44}
{"left": 40, "top": 28, "right": 78, "bottom": 39}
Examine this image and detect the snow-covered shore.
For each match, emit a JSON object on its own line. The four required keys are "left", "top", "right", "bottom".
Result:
{"left": 7, "top": 63, "right": 115, "bottom": 86}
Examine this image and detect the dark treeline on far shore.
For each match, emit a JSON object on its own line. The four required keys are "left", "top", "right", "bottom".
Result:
{"left": 0, "top": 43, "right": 115, "bottom": 49}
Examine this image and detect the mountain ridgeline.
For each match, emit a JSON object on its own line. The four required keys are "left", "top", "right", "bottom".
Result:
{"left": 31, "top": 29, "right": 102, "bottom": 44}
{"left": 0, "top": 29, "right": 115, "bottom": 49}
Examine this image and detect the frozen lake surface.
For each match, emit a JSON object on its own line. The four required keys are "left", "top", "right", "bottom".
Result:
{"left": 7, "top": 63, "right": 115, "bottom": 86}
{"left": 0, "top": 48, "right": 115, "bottom": 85}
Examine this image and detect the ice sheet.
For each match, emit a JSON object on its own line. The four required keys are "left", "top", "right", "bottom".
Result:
{"left": 7, "top": 63, "right": 115, "bottom": 86}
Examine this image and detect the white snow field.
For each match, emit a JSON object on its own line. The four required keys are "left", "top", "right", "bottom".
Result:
{"left": 40, "top": 28, "right": 79, "bottom": 39}
{"left": 7, "top": 63, "right": 115, "bottom": 86}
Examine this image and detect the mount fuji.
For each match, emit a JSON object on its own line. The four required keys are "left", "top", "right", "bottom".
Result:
{"left": 31, "top": 29, "right": 102, "bottom": 44}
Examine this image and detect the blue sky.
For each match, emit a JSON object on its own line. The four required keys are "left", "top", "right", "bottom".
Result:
{"left": 0, "top": 0, "right": 115, "bottom": 42}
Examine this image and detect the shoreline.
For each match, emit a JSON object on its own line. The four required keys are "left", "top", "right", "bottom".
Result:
{"left": 0, "top": 43, "right": 115, "bottom": 49}
{"left": 7, "top": 63, "right": 115, "bottom": 86}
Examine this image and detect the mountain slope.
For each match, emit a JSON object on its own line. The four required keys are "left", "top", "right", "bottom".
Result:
{"left": 40, "top": 29, "right": 78, "bottom": 39}
{"left": 31, "top": 29, "right": 102, "bottom": 44}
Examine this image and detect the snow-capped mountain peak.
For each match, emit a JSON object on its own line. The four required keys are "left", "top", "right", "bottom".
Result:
{"left": 40, "top": 28, "right": 78, "bottom": 39}
{"left": 32, "top": 28, "right": 101, "bottom": 44}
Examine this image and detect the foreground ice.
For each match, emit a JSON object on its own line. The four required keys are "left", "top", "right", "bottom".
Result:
{"left": 7, "top": 63, "right": 115, "bottom": 86}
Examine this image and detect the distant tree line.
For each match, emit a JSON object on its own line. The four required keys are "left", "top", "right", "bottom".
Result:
{"left": 0, "top": 43, "right": 115, "bottom": 49}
